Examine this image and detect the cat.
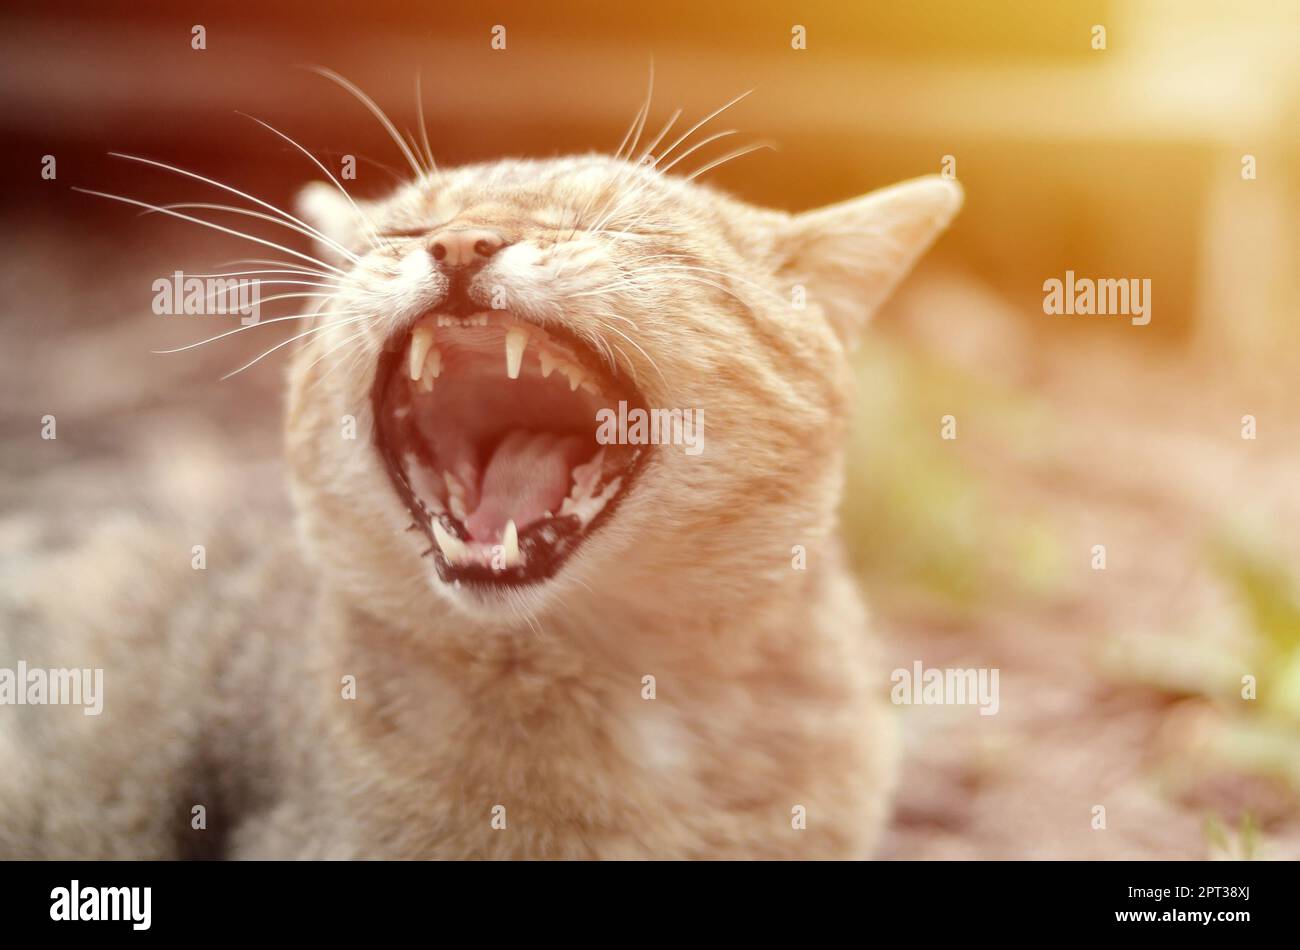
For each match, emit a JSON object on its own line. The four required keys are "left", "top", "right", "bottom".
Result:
{"left": 0, "top": 104, "right": 961, "bottom": 858}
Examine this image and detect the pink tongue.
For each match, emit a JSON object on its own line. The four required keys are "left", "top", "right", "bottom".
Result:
{"left": 464, "top": 430, "right": 589, "bottom": 542}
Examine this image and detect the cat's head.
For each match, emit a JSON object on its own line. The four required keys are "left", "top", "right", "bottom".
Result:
{"left": 286, "top": 154, "right": 960, "bottom": 628}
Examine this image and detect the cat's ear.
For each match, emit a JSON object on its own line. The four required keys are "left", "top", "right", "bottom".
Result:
{"left": 775, "top": 175, "right": 962, "bottom": 345}
{"left": 296, "top": 181, "right": 366, "bottom": 263}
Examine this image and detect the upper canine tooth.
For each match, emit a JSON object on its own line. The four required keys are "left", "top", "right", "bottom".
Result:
{"left": 409, "top": 327, "right": 433, "bottom": 381}
{"left": 501, "top": 519, "right": 520, "bottom": 568}
{"left": 505, "top": 327, "right": 528, "bottom": 379}
{"left": 432, "top": 520, "right": 468, "bottom": 564}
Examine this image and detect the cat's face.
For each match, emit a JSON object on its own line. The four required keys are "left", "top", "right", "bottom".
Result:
{"left": 286, "top": 155, "right": 960, "bottom": 626}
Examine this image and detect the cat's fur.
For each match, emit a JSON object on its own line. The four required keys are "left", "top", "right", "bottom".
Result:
{"left": 1, "top": 152, "right": 960, "bottom": 858}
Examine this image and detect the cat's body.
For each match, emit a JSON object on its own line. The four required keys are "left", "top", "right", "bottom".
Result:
{"left": 1, "top": 144, "right": 959, "bottom": 858}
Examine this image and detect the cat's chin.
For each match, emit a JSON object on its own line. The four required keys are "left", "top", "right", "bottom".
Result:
{"left": 371, "top": 309, "right": 649, "bottom": 596}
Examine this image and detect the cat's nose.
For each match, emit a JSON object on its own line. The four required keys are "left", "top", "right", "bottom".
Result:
{"left": 429, "top": 229, "right": 506, "bottom": 268}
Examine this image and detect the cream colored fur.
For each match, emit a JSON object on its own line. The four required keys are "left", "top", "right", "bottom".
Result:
{"left": 0, "top": 153, "right": 960, "bottom": 858}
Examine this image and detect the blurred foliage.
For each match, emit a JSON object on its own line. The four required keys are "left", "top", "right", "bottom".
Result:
{"left": 839, "top": 335, "right": 1065, "bottom": 613}
{"left": 1204, "top": 811, "right": 1261, "bottom": 861}
{"left": 1210, "top": 538, "right": 1300, "bottom": 719}
{"left": 1110, "top": 531, "right": 1300, "bottom": 810}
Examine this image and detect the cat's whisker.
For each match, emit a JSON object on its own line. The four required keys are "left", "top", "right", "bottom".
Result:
{"left": 107, "top": 152, "right": 358, "bottom": 262}
{"left": 619, "top": 60, "right": 656, "bottom": 163}
{"left": 188, "top": 269, "right": 343, "bottom": 284}
{"left": 307, "top": 324, "right": 380, "bottom": 385}
{"left": 240, "top": 290, "right": 337, "bottom": 305}
{"left": 311, "top": 66, "right": 427, "bottom": 181}
{"left": 150, "top": 308, "right": 362, "bottom": 355}
{"left": 413, "top": 72, "right": 439, "bottom": 177}
{"left": 402, "top": 127, "right": 425, "bottom": 174}
{"left": 590, "top": 320, "right": 639, "bottom": 385}
{"left": 146, "top": 202, "right": 361, "bottom": 264}
{"left": 503, "top": 592, "right": 545, "bottom": 640}
{"left": 588, "top": 89, "right": 753, "bottom": 238}
{"left": 654, "top": 128, "right": 738, "bottom": 176}
{"left": 589, "top": 309, "right": 639, "bottom": 330}
{"left": 186, "top": 289, "right": 339, "bottom": 315}
{"left": 582, "top": 64, "right": 661, "bottom": 234}
{"left": 237, "top": 111, "right": 392, "bottom": 253}
{"left": 594, "top": 315, "right": 668, "bottom": 391}
{"left": 632, "top": 108, "right": 682, "bottom": 167}
{"left": 582, "top": 323, "right": 619, "bottom": 375}
{"left": 74, "top": 187, "right": 349, "bottom": 276}
{"left": 653, "top": 88, "right": 753, "bottom": 170}
{"left": 682, "top": 141, "right": 775, "bottom": 183}
{"left": 220, "top": 313, "right": 375, "bottom": 380}
{"left": 564, "top": 81, "right": 655, "bottom": 244}
{"left": 583, "top": 107, "right": 684, "bottom": 237}
{"left": 220, "top": 257, "right": 339, "bottom": 279}
{"left": 601, "top": 337, "right": 637, "bottom": 381}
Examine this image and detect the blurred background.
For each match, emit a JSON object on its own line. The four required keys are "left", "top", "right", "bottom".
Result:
{"left": 1, "top": 0, "right": 1298, "bottom": 858}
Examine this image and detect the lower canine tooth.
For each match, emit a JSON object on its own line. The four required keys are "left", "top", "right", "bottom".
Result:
{"left": 501, "top": 519, "right": 520, "bottom": 567}
{"left": 505, "top": 327, "right": 527, "bottom": 379}
{"left": 409, "top": 327, "right": 433, "bottom": 381}
{"left": 432, "top": 521, "right": 468, "bottom": 564}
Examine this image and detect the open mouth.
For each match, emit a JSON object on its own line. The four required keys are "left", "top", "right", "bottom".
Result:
{"left": 373, "top": 311, "right": 647, "bottom": 590}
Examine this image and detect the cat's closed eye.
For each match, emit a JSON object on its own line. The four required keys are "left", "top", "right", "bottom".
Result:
{"left": 379, "top": 226, "right": 435, "bottom": 238}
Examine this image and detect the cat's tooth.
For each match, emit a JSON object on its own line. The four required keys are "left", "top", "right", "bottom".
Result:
{"left": 418, "top": 359, "right": 436, "bottom": 394}
{"left": 443, "top": 471, "right": 468, "bottom": 521}
{"left": 432, "top": 521, "right": 468, "bottom": 564}
{"left": 501, "top": 519, "right": 519, "bottom": 567}
{"left": 427, "top": 346, "right": 442, "bottom": 379}
{"left": 505, "top": 327, "right": 528, "bottom": 379}
{"left": 448, "top": 495, "right": 467, "bottom": 522}
{"left": 562, "top": 364, "right": 585, "bottom": 392}
{"left": 408, "top": 327, "right": 433, "bottom": 381}
{"left": 539, "top": 350, "right": 556, "bottom": 378}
